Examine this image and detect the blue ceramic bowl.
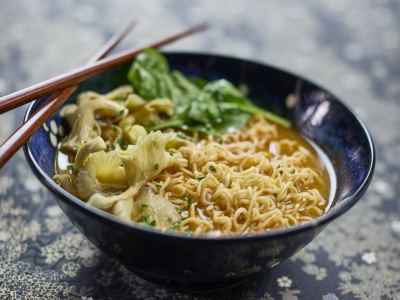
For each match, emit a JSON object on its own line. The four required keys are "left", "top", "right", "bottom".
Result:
{"left": 24, "top": 52, "right": 375, "bottom": 291}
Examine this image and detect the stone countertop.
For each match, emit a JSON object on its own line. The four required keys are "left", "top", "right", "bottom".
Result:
{"left": 0, "top": 1, "right": 399, "bottom": 299}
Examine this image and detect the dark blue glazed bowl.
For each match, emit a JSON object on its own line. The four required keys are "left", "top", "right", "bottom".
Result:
{"left": 24, "top": 52, "right": 375, "bottom": 291}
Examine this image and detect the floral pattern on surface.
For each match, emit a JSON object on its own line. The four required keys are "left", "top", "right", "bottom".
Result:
{"left": 1, "top": 0, "right": 400, "bottom": 299}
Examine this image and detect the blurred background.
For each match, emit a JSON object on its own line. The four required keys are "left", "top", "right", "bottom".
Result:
{"left": 0, "top": 0, "right": 399, "bottom": 299}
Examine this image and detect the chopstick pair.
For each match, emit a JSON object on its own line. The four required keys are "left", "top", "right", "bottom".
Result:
{"left": 0, "top": 21, "right": 208, "bottom": 168}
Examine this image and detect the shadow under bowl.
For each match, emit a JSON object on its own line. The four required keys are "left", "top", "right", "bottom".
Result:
{"left": 24, "top": 52, "right": 375, "bottom": 291}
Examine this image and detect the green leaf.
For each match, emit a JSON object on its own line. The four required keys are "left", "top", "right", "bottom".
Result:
{"left": 187, "top": 198, "right": 194, "bottom": 209}
{"left": 175, "top": 206, "right": 186, "bottom": 213}
{"left": 127, "top": 49, "right": 200, "bottom": 108}
{"left": 137, "top": 215, "right": 150, "bottom": 223}
{"left": 188, "top": 76, "right": 208, "bottom": 88}
{"left": 141, "top": 204, "right": 148, "bottom": 213}
{"left": 68, "top": 164, "right": 79, "bottom": 174}
{"left": 117, "top": 136, "right": 128, "bottom": 150}
{"left": 131, "top": 49, "right": 291, "bottom": 135}
{"left": 115, "top": 109, "right": 125, "bottom": 118}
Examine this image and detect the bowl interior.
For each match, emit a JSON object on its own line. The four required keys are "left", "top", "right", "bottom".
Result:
{"left": 25, "top": 52, "right": 375, "bottom": 235}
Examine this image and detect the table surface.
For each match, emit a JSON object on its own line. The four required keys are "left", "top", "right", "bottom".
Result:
{"left": 0, "top": 1, "right": 399, "bottom": 299}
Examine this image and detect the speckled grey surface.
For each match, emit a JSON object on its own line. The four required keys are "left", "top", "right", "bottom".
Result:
{"left": 0, "top": 1, "right": 399, "bottom": 299}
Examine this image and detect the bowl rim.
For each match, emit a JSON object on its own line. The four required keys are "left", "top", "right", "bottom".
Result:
{"left": 23, "top": 51, "right": 375, "bottom": 242}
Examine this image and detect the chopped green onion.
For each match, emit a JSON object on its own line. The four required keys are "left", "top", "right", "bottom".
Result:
{"left": 68, "top": 164, "right": 79, "bottom": 174}
{"left": 177, "top": 132, "right": 196, "bottom": 143}
{"left": 156, "top": 184, "right": 162, "bottom": 188}
{"left": 155, "top": 164, "right": 159, "bottom": 170}
{"left": 187, "top": 198, "right": 194, "bottom": 209}
{"left": 292, "top": 169, "right": 296, "bottom": 174}
{"left": 137, "top": 215, "right": 150, "bottom": 223}
{"left": 149, "top": 220, "right": 156, "bottom": 227}
{"left": 169, "top": 152, "right": 174, "bottom": 156}
{"left": 197, "top": 176, "right": 205, "bottom": 180}
{"left": 141, "top": 204, "right": 148, "bottom": 213}
{"left": 187, "top": 229, "right": 194, "bottom": 233}
{"left": 182, "top": 193, "right": 189, "bottom": 200}
{"left": 175, "top": 207, "right": 185, "bottom": 213}
{"left": 210, "top": 165, "right": 216, "bottom": 172}
{"left": 190, "top": 163, "right": 193, "bottom": 168}
{"left": 218, "top": 139, "right": 223, "bottom": 144}
{"left": 117, "top": 137, "right": 128, "bottom": 150}
{"left": 116, "top": 109, "right": 125, "bottom": 118}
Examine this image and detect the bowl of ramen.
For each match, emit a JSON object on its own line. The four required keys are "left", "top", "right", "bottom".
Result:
{"left": 24, "top": 50, "right": 375, "bottom": 291}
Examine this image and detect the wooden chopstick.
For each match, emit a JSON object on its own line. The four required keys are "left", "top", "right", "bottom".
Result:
{"left": 0, "top": 20, "right": 137, "bottom": 168}
{"left": 0, "top": 23, "right": 208, "bottom": 114}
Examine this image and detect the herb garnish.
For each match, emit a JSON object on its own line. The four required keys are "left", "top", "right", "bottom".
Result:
{"left": 210, "top": 165, "right": 216, "bottom": 172}
{"left": 175, "top": 207, "right": 185, "bottom": 213}
{"left": 221, "top": 179, "right": 225, "bottom": 184}
{"left": 155, "top": 164, "right": 159, "bottom": 170}
{"left": 117, "top": 136, "right": 128, "bottom": 150}
{"left": 292, "top": 169, "right": 296, "bottom": 174}
{"left": 106, "top": 144, "right": 110, "bottom": 150}
{"left": 68, "top": 164, "right": 79, "bottom": 174}
{"left": 187, "top": 198, "right": 194, "bottom": 209}
{"left": 182, "top": 193, "right": 194, "bottom": 209}
{"left": 112, "top": 126, "right": 117, "bottom": 132}
{"left": 141, "top": 204, "right": 148, "bottom": 213}
{"left": 146, "top": 79, "right": 291, "bottom": 135}
{"left": 190, "top": 163, "right": 193, "bottom": 168}
{"left": 169, "top": 152, "right": 174, "bottom": 156}
{"left": 137, "top": 215, "right": 150, "bottom": 223}
{"left": 130, "top": 49, "right": 291, "bottom": 136}
{"left": 149, "top": 220, "right": 156, "bottom": 226}
{"left": 176, "top": 132, "right": 196, "bottom": 143}
{"left": 115, "top": 109, "right": 125, "bottom": 118}
{"left": 197, "top": 176, "right": 205, "bottom": 180}
{"left": 156, "top": 184, "right": 162, "bottom": 188}
{"left": 168, "top": 217, "right": 188, "bottom": 232}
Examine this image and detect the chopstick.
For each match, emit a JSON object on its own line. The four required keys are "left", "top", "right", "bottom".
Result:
{"left": 0, "top": 23, "right": 208, "bottom": 114}
{"left": 0, "top": 20, "right": 137, "bottom": 168}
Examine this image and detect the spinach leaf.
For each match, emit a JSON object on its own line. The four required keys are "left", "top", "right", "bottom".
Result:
{"left": 147, "top": 79, "right": 291, "bottom": 136}
{"left": 127, "top": 48, "right": 200, "bottom": 108}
